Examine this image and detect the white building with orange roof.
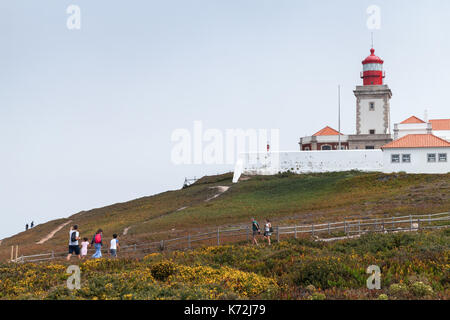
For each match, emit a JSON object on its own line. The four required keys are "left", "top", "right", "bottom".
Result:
{"left": 394, "top": 116, "right": 450, "bottom": 141}
{"left": 429, "top": 119, "right": 450, "bottom": 141}
{"left": 381, "top": 134, "right": 450, "bottom": 174}
{"left": 299, "top": 126, "right": 348, "bottom": 151}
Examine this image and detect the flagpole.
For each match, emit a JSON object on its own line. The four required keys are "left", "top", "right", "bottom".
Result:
{"left": 338, "top": 85, "right": 341, "bottom": 150}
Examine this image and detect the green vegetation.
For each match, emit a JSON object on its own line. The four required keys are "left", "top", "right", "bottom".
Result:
{"left": 1, "top": 229, "right": 448, "bottom": 300}
{"left": 1, "top": 171, "right": 449, "bottom": 262}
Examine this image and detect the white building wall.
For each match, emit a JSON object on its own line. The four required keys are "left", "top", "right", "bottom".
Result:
{"left": 239, "top": 150, "right": 383, "bottom": 175}
{"left": 360, "top": 98, "right": 386, "bottom": 134}
{"left": 382, "top": 147, "right": 450, "bottom": 174}
{"left": 233, "top": 148, "right": 449, "bottom": 180}
{"left": 395, "top": 123, "right": 429, "bottom": 138}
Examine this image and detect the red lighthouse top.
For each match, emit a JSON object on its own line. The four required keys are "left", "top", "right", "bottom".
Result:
{"left": 361, "top": 48, "right": 385, "bottom": 85}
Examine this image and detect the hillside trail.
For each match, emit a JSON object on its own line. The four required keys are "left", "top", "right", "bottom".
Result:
{"left": 123, "top": 226, "right": 131, "bottom": 235}
{"left": 122, "top": 185, "right": 231, "bottom": 235}
{"left": 36, "top": 220, "right": 72, "bottom": 244}
{"left": 205, "top": 186, "right": 230, "bottom": 202}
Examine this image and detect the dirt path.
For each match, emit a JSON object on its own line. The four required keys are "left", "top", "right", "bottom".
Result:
{"left": 123, "top": 226, "right": 131, "bottom": 235}
{"left": 205, "top": 186, "right": 230, "bottom": 202}
{"left": 36, "top": 220, "right": 72, "bottom": 244}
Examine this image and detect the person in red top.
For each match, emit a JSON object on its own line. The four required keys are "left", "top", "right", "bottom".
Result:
{"left": 91, "top": 229, "right": 103, "bottom": 259}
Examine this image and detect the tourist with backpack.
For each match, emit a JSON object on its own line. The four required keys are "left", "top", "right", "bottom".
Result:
{"left": 66, "top": 225, "right": 81, "bottom": 261}
{"left": 263, "top": 219, "right": 273, "bottom": 246}
{"left": 251, "top": 218, "right": 261, "bottom": 245}
{"left": 91, "top": 229, "right": 103, "bottom": 258}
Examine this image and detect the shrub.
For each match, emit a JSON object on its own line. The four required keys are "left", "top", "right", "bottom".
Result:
{"left": 305, "top": 284, "right": 316, "bottom": 293}
{"left": 308, "top": 292, "right": 326, "bottom": 300}
{"left": 389, "top": 283, "right": 408, "bottom": 298}
{"left": 410, "top": 281, "right": 433, "bottom": 298}
{"left": 293, "top": 257, "right": 364, "bottom": 289}
{"left": 150, "top": 261, "right": 177, "bottom": 281}
{"left": 378, "top": 294, "right": 388, "bottom": 300}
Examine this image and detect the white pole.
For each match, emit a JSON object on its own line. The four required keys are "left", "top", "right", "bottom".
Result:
{"left": 338, "top": 85, "right": 341, "bottom": 150}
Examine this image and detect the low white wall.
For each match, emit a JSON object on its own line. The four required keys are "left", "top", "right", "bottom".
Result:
{"left": 382, "top": 147, "right": 450, "bottom": 174}
{"left": 239, "top": 150, "right": 383, "bottom": 175}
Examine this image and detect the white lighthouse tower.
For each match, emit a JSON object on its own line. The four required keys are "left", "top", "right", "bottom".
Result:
{"left": 348, "top": 47, "right": 393, "bottom": 149}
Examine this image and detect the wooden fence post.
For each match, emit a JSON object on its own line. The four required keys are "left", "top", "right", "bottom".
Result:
{"left": 51, "top": 251, "right": 54, "bottom": 259}
{"left": 294, "top": 226, "right": 297, "bottom": 239}
{"left": 358, "top": 220, "right": 361, "bottom": 235}
{"left": 409, "top": 215, "right": 412, "bottom": 231}
{"left": 134, "top": 244, "right": 137, "bottom": 251}
{"left": 217, "top": 228, "right": 220, "bottom": 246}
{"left": 159, "top": 240, "right": 164, "bottom": 251}
{"left": 15, "top": 245, "right": 18, "bottom": 260}
{"left": 10, "top": 246, "right": 13, "bottom": 262}
{"left": 328, "top": 223, "right": 330, "bottom": 235}
{"left": 418, "top": 219, "right": 421, "bottom": 232}
{"left": 344, "top": 218, "right": 347, "bottom": 235}
{"left": 246, "top": 226, "right": 249, "bottom": 242}
{"left": 188, "top": 234, "right": 191, "bottom": 249}
{"left": 428, "top": 214, "right": 431, "bottom": 226}
{"left": 392, "top": 217, "right": 394, "bottom": 231}
{"left": 311, "top": 224, "right": 314, "bottom": 237}
{"left": 277, "top": 226, "right": 280, "bottom": 242}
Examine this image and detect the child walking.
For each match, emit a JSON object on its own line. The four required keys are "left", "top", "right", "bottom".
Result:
{"left": 110, "top": 234, "right": 119, "bottom": 258}
{"left": 80, "top": 237, "right": 90, "bottom": 259}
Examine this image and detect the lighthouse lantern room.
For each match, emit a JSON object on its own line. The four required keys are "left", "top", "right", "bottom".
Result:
{"left": 361, "top": 48, "right": 385, "bottom": 85}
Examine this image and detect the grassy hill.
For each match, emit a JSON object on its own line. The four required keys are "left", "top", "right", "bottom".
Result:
{"left": 1, "top": 171, "right": 449, "bottom": 261}
{"left": 1, "top": 229, "right": 448, "bottom": 300}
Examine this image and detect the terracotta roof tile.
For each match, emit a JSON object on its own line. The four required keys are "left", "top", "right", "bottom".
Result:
{"left": 382, "top": 134, "right": 450, "bottom": 149}
{"left": 430, "top": 119, "right": 450, "bottom": 131}
{"left": 400, "top": 116, "right": 426, "bottom": 124}
{"left": 313, "top": 126, "right": 342, "bottom": 136}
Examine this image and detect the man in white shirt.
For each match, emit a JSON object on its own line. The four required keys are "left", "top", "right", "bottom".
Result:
{"left": 67, "top": 225, "right": 81, "bottom": 261}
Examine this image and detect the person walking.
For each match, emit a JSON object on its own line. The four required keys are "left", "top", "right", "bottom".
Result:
{"left": 80, "top": 237, "right": 90, "bottom": 259}
{"left": 30, "top": 221, "right": 34, "bottom": 228}
{"left": 109, "top": 234, "right": 119, "bottom": 258}
{"left": 25, "top": 223, "right": 29, "bottom": 231}
{"left": 263, "top": 219, "right": 273, "bottom": 246}
{"left": 91, "top": 229, "right": 103, "bottom": 259}
{"left": 66, "top": 225, "right": 81, "bottom": 261}
{"left": 251, "top": 218, "right": 261, "bottom": 245}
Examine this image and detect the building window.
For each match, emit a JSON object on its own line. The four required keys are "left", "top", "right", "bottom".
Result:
{"left": 427, "top": 153, "right": 436, "bottom": 162}
{"left": 369, "top": 129, "right": 375, "bottom": 134}
{"left": 321, "top": 145, "right": 332, "bottom": 150}
{"left": 438, "top": 153, "right": 447, "bottom": 162}
{"left": 365, "top": 146, "right": 375, "bottom": 149}
{"left": 369, "top": 102, "right": 375, "bottom": 111}
{"left": 402, "top": 154, "right": 411, "bottom": 163}
{"left": 391, "top": 154, "right": 400, "bottom": 163}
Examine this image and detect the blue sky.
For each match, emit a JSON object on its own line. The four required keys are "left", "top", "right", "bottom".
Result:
{"left": 1, "top": 0, "right": 449, "bottom": 239}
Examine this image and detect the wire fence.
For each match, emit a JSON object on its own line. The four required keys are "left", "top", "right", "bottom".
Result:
{"left": 10, "top": 212, "right": 450, "bottom": 263}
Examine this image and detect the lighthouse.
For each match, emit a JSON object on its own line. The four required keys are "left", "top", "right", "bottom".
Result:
{"left": 348, "top": 47, "right": 393, "bottom": 149}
